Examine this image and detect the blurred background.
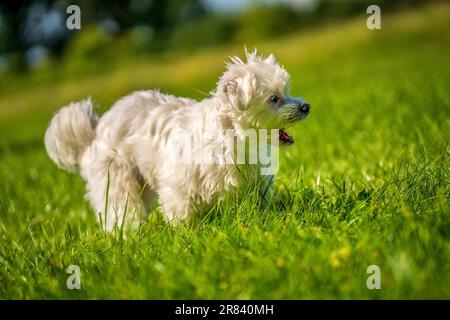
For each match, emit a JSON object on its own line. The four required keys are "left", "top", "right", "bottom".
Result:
{"left": 0, "top": 0, "right": 429, "bottom": 75}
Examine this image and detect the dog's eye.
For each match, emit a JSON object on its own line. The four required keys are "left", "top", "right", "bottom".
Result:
{"left": 268, "top": 95, "right": 280, "bottom": 104}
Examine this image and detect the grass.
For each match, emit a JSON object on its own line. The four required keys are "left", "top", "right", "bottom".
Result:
{"left": 0, "top": 3, "right": 449, "bottom": 299}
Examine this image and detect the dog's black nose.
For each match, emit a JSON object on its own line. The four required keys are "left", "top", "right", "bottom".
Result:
{"left": 299, "top": 103, "right": 310, "bottom": 113}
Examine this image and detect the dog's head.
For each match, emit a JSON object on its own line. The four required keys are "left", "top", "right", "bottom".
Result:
{"left": 216, "top": 50, "right": 310, "bottom": 145}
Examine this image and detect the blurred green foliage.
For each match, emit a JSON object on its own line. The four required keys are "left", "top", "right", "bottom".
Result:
{"left": 0, "top": 0, "right": 437, "bottom": 75}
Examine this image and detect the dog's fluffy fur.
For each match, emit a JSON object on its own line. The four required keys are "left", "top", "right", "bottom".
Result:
{"left": 44, "top": 51, "right": 309, "bottom": 231}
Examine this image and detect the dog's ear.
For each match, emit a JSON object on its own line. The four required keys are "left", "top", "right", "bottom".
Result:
{"left": 223, "top": 79, "right": 243, "bottom": 110}
{"left": 220, "top": 73, "right": 255, "bottom": 111}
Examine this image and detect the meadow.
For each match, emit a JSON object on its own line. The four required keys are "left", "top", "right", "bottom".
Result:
{"left": 0, "top": 3, "right": 449, "bottom": 299}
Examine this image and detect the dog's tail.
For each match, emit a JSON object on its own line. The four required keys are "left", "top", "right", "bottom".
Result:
{"left": 44, "top": 99, "right": 98, "bottom": 173}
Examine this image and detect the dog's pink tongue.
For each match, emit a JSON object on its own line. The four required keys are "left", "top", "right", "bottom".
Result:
{"left": 279, "top": 129, "right": 294, "bottom": 145}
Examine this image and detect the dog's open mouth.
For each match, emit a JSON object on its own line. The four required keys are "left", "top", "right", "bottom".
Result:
{"left": 279, "top": 128, "right": 294, "bottom": 145}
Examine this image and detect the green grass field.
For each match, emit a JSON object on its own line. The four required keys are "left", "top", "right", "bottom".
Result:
{"left": 0, "top": 3, "right": 449, "bottom": 299}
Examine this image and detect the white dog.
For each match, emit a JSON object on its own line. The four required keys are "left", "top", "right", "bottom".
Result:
{"left": 44, "top": 50, "right": 310, "bottom": 232}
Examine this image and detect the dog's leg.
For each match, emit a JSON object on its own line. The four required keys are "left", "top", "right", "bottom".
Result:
{"left": 157, "top": 188, "right": 191, "bottom": 225}
{"left": 260, "top": 174, "right": 275, "bottom": 205}
{"left": 81, "top": 144, "right": 146, "bottom": 232}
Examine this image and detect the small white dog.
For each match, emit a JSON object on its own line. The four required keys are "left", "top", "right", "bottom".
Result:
{"left": 44, "top": 50, "right": 310, "bottom": 231}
